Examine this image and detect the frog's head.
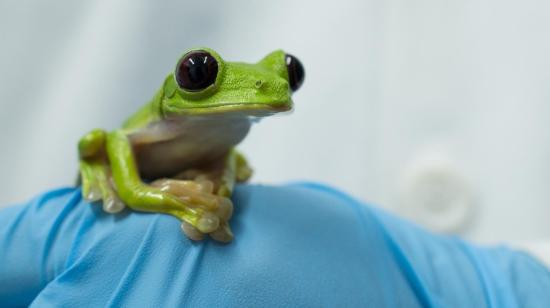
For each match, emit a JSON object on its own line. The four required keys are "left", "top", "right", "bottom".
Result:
{"left": 160, "top": 47, "right": 304, "bottom": 118}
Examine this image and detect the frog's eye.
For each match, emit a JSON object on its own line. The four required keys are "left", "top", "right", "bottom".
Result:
{"left": 285, "top": 54, "right": 305, "bottom": 92}
{"left": 175, "top": 50, "right": 218, "bottom": 91}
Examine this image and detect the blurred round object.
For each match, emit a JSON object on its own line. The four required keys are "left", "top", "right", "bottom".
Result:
{"left": 398, "top": 153, "right": 476, "bottom": 233}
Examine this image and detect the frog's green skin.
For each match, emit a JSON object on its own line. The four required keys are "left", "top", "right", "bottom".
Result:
{"left": 78, "top": 48, "right": 294, "bottom": 243}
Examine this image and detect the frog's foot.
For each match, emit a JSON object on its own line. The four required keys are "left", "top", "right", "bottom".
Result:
{"left": 151, "top": 179, "right": 233, "bottom": 242}
{"left": 150, "top": 178, "right": 233, "bottom": 221}
{"left": 80, "top": 159, "right": 125, "bottom": 214}
{"left": 151, "top": 178, "right": 234, "bottom": 242}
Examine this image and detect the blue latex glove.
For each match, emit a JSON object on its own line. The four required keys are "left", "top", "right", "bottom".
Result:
{"left": 1, "top": 183, "right": 550, "bottom": 307}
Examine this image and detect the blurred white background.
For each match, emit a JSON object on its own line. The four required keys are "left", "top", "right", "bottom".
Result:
{"left": 1, "top": 0, "right": 550, "bottom": 243}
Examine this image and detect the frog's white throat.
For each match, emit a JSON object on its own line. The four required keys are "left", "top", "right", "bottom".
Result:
{"left": 128, "top": 115, "right": 254, "bottom": 179}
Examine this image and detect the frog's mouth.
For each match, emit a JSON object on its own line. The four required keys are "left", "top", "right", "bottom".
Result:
{"left": 165, "top": 102, "right": 293, "bottom": 118}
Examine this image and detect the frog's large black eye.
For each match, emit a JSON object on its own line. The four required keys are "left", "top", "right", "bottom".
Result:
{"left": 285, "top": 54, "right": 305, "bottom": 92}
{"left": 175, "top": 50, "right": 218, "bottom": 91}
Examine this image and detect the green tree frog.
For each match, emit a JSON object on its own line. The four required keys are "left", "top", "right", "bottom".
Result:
{"left": 77, "top": 48, "right": 304, "bottom": 243}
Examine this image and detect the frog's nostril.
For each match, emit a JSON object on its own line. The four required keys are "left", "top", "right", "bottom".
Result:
{"left": 255, "top": 80, "right": 264, "bottom": 89}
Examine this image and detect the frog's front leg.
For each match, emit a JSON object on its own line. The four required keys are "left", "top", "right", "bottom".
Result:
{"left": 149, "top": 179, "right": 234, "bottom": 242}
{"left": 106, "top": 130, "right": 221, "bottom": 234}
{"left": 79, "top": 129, "right": 125, "bottom": 213}
{"left": 168, "top": 149, "right": 252, "bottom": 242}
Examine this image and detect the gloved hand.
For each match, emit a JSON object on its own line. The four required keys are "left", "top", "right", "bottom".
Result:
{"left": 1, "top": 183, "right": 549, "bottom": 307}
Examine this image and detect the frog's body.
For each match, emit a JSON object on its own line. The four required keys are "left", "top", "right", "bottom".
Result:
{"left": 77, "top": 48, "right": 304, "bottom": 243}
{"left": 130, "top": 114, "right": 251, "bottom": 179}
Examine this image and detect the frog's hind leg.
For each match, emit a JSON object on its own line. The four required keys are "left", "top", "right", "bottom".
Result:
{"left": 78, "top": 129, "right": 125, "bottom": 213}
{"left": 218, "top": 149, "right": 252, "bottom": 197}
{"left": 208, "top": 149, "right": 252, "bottom": 242}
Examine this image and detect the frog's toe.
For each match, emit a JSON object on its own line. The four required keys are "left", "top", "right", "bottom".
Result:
{"left": 149, "top": 179, "right": 232, "bottom": 235}
{"left": 195, "top": 179, "right": 215, "bottom": 194}
{"left": 215, "top": 197, "right": 233, "bottom": 221}
{"left": 209, "top": 222, "right": 234, "bottom": 243}
{"left": 196, "top": 212, "right": 220, "bottom": 233}
{"left": 84, "top": 186, "right": 102, "bottom": 202}
{"left": 180, "top": 221, "right": 205, "bottom": 241}
{"left": 103, "top": 195, "right": 125, "bottom": 213}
